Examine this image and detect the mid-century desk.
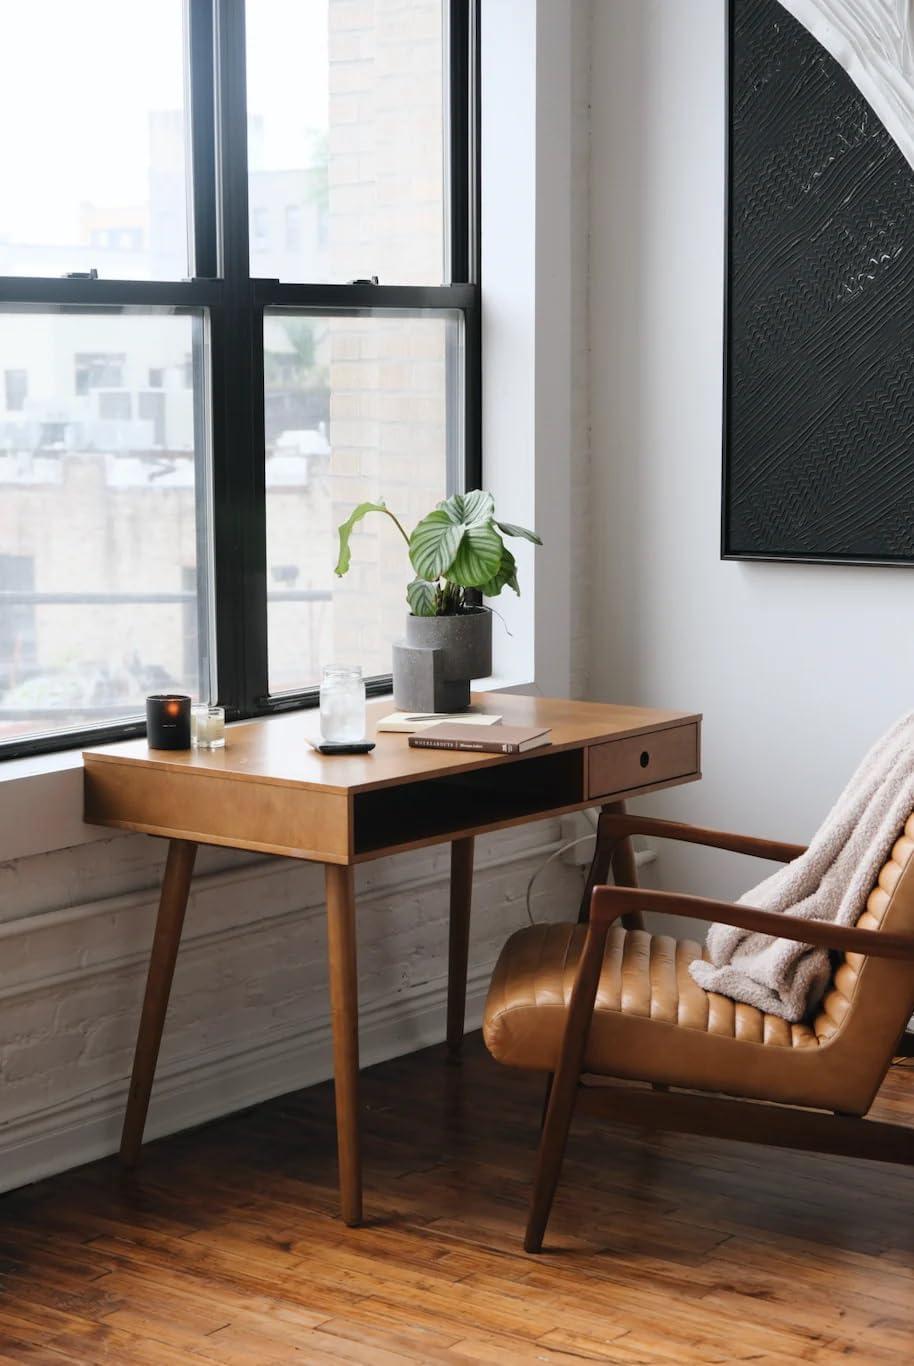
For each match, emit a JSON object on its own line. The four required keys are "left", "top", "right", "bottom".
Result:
{"left": 83, "top": 692, "right": 701, "bottom": 1224}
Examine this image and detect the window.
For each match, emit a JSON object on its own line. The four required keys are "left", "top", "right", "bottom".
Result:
{"left": 252, "top": 207, "right": 270, "bottom": 248}
{"left": 0, "top": 555, "right": 36, "bottom": 695}
{"left": 138, "top": 390, "right": 167, "bottom": 446}
{"left": 264, "top": 309, "right": 461, "bottom": 692}
{"left": 4, "top": 369, "right": 27, "bottom": 412}
{"left": 75, "top": 352, "right": 126, "bottom": 394}
{"left": 98, "top": 391, "right": 132, "bottom": 421}
{"left": 246, "top": 0, "right": 446, "bottom": 285}
{"left": 0, "top": 1, "right": 189, "bottom": 281}
{"left": 0, "top": 311, "right": 210, "bottom": 749}
{"left": 285, "top": 205, "right": 303, "bottom": 254}
{"left": 0, "top": 0, "right": 478, "bottom": 759}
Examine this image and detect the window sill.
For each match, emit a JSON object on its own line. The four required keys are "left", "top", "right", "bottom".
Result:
{"left": 0, "top": 747, "right": 108, "bottom": 863}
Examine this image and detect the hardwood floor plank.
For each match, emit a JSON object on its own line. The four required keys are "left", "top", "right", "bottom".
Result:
{"left": 2, "top": 1034, "right": 912, "bottom": 1364}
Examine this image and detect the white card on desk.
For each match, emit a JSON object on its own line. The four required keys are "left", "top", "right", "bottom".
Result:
{"left": 376, "top": 710, "right": 503, "bottom": 733}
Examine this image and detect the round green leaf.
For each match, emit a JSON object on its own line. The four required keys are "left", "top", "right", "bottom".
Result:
{"left": 435, "top": 489, "right": 495, "bottom": 528}
{"left": 446, "top": 523, "right": 504, "bottom": 588}
{"left": 452, "top": 489, "right": 495, "bottom": 526}
{"left": 409, "top": 509, "right": 464, "bottom": 581}
{"left": 406, "top": 578, "right": 438, "bottom": 616}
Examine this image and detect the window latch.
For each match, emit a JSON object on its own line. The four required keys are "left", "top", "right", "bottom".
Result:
{"left": 349, "top": 276, "right": 379, "bottom": 286}
{"left": 63, "top": 268, "right": 99, "bottom": 280}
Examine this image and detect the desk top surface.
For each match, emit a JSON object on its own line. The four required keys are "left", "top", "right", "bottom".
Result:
{"left": 83, "top": 693, "right": 700, "bottom": 796}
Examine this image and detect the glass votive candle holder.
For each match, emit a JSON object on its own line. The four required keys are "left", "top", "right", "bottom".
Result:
{"left": 192, "top": 704, "right": 226, "bottom": 750}
{"left": 319, "top": 665, "right": 366, "bottom": 742}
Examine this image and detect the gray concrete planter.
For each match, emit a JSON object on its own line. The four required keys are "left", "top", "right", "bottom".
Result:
{"left": 392, "top": 608, "right": 492, "bottom": 712}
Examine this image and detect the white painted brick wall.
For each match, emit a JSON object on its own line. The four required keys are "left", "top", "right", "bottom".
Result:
{"left": 0, "top": 819, "right": 585, "bottom": 1191}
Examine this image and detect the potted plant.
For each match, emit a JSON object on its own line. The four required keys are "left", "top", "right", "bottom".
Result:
{"left": 335, "top": 490, "right": 541, "bottom": 711}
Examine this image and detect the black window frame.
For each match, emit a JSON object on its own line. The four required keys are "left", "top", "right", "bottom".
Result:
{"left": 0, "top": 0, "right": 481, "bottom": 761}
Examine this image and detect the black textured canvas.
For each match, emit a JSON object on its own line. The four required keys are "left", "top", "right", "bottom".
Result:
{"left": 724, "top": 0, "right": 914, "bottom": 563}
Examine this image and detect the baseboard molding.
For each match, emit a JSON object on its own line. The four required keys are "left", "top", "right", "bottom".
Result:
{"left": 0, "top": 963, "right": 494, "bottom": 1196}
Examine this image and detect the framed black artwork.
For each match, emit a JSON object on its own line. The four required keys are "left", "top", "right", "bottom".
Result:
{"left": 723, "top": 0, "right": 914, "bottom": 564}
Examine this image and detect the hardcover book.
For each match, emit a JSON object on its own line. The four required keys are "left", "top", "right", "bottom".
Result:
{"left": 407, "top": 723, "right": 552, "bottom": 754}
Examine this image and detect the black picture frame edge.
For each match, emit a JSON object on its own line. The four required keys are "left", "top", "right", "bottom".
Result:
{"left": 719, "top": 0, "right": 914, "bottom": 570}
{"left": 719, "top": 0, "right": 735, "bottom": 564}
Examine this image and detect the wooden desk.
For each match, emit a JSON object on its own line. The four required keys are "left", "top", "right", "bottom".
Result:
{"left": 83, "top": 692, "right": 701, "bottom": 1224}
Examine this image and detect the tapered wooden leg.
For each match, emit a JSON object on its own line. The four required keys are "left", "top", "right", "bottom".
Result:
{"left": 578, "top": 802, "right": 643, "bottom": 928}
{"left": 525, "top": 1070, "right": 580, "bottom": 1253}
{"left": 577, "top": 808, "right": 615, "bottom": 923}
{"left": 525, "top": 918, "right": 609, "bottom": 1253}
{"left": 607, "top": 800, "right": 644, "bottom": 931}
{"left": 446, "top": 836, "right": 475, "bottom": 1061}
{"left": 540, "top": 1073, "right": 554, "bottom": 1131}
{"left": 120, "top": 839, "right": 197, "bottom": 1167}
{"left": 325, "top": 863, "right": 362, "bottom": 1227}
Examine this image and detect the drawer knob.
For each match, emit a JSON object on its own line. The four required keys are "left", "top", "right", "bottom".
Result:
{"left": 640, "top": 751, "right": 650, "bottom": 768}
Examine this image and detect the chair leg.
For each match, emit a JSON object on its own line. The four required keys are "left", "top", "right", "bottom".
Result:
{"left": 525, "top": 915, "right": 608, "bottom": 1253}
{"left": 525, "top": 1071, "right": 581, "bottom": 1253}
{"left": 540, "top": 1073, "right": 554, "bottom": 1131}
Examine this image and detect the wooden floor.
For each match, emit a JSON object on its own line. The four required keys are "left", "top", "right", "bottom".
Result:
{"left": 2, "top": 1036, "right": 914, "bottom": 1364}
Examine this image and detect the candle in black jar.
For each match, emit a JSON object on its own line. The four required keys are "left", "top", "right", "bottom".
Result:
{"left": 146, "top": 693, "right": 192, "bottom": 750}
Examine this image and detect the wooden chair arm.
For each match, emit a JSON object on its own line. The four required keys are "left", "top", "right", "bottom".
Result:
{"left": 597, "top": 813, "right": 806, "bottom": 864}
{"left": 590, "top": 885, "right": 914, "bottom": 962}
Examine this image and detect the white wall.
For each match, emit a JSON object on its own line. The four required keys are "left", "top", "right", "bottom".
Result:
{"left": 482, "top": 0, "right": 594, "bottom": 699}
{"left": 589, "top": 0, "right": 914, "bottom": 903}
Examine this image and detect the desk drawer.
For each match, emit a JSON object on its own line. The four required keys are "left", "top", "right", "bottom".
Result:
{"left": 588, "top": 722, "right": 699, "bottom": 799}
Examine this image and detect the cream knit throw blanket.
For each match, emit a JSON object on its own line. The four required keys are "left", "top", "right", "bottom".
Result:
{"left": 689, "top": 711, "right": 914, "bottom": 1023}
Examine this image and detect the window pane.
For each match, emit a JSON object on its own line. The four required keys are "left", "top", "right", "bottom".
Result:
{"left": 246, "top": 0, "right": 445, "bottom": 284}
{"left": 0, "top": 3, "right": 189, "bottom": 280}
{"left": 0, "top": 312, "right": 211, "bottom": 746}
{"left": 265, "top": 310, "right": 460, "bottom": 692}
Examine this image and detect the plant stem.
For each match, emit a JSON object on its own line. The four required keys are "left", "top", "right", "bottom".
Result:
{"left": 435, "top": 579, "right": 465, "bottom": 615}
{"left": 381, "top": 508, "right": 411, "bottom": 546}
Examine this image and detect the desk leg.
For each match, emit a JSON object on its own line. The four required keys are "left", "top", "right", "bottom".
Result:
{"left": 446, "top": 836, "right": 475, "bottom": 1061}
{"left": 325, "top": 864, "right": 362, "bottom": 1226}
{"left": 578, "top": 801, "right": 644, "bottom": 931}
{"left": 609, "top": 801, "right": 646, "bottom": 931}
{"left": 120, "top": 838, "right": 197, "bottom": 1167}
{"left": 577, "top": 808, "right": 614, "bottom": 924}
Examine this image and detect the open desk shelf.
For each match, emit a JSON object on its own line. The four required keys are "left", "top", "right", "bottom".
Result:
{"left": 352, "top": 748, "right": 585, "bottom": 858}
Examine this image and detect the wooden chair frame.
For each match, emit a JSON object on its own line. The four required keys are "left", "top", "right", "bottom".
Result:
{"left": 526, "top": 815, "right": 914, "bottom": 1253}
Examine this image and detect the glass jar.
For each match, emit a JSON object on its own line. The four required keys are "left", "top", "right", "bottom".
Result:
{"left": 319, "top": 665, "right": 366, "bottom": 742}
{"left": 191, "top": 703, "right": 226, "bottom": 750}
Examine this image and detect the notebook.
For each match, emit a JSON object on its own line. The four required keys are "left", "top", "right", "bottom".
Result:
{"left": 376, "top": 710, "right": 502, "bottom": 733}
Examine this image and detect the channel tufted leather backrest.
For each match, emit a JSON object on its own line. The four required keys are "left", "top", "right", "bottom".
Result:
{"left": 810, "top": 814, "right": 914, "bottom": 1111}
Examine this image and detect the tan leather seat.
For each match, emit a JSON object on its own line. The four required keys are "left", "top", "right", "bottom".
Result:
{"left": 484, "top": 824, "right": 914, "bottom": 1117}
